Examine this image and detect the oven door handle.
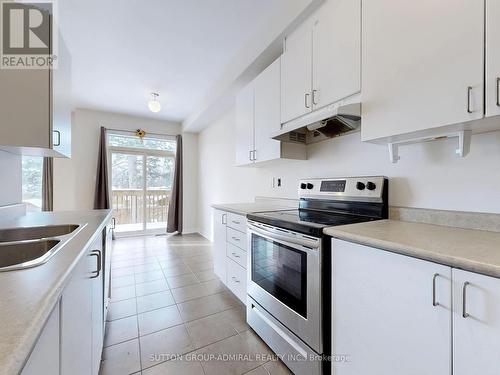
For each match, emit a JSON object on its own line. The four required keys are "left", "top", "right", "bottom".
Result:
{"left": 248, "top": 223, "right": 319, "bottom": 250}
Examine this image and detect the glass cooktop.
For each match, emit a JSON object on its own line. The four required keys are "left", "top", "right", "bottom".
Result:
{"left": 247, "top": 209, "right": 376, "bottom": 237}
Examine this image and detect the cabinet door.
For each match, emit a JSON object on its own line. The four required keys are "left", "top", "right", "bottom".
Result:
{"left": 0, "top": 68, "right": 50, "bottom": 149}
{"left": 22, "top": 302, "right": 60, "bottom": 375}
{"left": 52, "top": 35, "right": 72, "bottom": 157}
{"left": 453, "top": 269, "right": 500, "bottom": 375}
{"left": 61, "top": 249, "right": 92, "bottom": 375}
{"left": 332, "top": 239, "right": 452, "bottom": 375}
{"left": 104, "top": 225, "right": 113, "bottom": 321}
{"left": 253, "top": 58, "right": 281, "bottom": 163}
{"left": 235, "top": 83, "right": 255, "bottom": 166}
{"left": 312, "top": 0, "right": 361, "bottom": 109}
{"left": 281, "top": 19, "right": 313, "bottom": 124}
{"left": 90, "top": 235, "right": 104, "bottom": 375}
{"left": 486, "top": 0, "right": 500, "bottom": 117}
{"left": 361, "top": 0, "right": 484, "bottom": 142}
{"left": 213, "top": 209, "right": 227, "bottom": 282}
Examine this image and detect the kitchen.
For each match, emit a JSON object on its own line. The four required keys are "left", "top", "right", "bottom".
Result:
{"left": 1, "top": 0, "right": 500, "bottom": 374}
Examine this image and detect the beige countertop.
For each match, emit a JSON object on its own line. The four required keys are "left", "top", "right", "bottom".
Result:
{"left": 324, "top": 220, "right": 500, "bottom": 278}
{"left": 0, "top": 209, "right": 112, "bottom": 375}
{"left": 211, "top": 202, "right": 296, "bottom": 215}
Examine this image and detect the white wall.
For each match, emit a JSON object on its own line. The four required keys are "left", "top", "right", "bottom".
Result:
{"left": 197, "top": 107, "right": 500, "bottom": 239}
{"left": 54, "top": 108, "right": 198, "bottom": 233}
{"left": 0, "top": 151, "right": 22, "bottom": 207}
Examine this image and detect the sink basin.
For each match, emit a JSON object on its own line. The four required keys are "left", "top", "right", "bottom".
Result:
{"left": 0, "top": 224, "right": 79, "bottom": 242}
{"left": 0, "top": 239, "right": 61, "bottom": 270}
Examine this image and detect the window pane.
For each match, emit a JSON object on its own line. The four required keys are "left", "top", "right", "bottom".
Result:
{"left": 108, "top": 134, "right": 176, "bottom": 152}
{"left": 146, "top": 156, "right": 174, "bottom": 190}
{"left": 111, "top": 153, "right": 144, "bottom": 189}
{"left": 22, "top": 156, "right": 43, "bottom": 212}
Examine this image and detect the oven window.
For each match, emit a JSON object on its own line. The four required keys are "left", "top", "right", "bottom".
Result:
{"left": 251, "top": 233, "right": 307, "bottom": 318}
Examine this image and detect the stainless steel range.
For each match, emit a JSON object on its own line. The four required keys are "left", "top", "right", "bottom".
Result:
{"left": 246, "top": 176, "right": 389, "bottom": 375}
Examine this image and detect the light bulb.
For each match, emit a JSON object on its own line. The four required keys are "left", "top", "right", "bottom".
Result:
{"left": 148, "top": 93, "right": 161, "bottom": 113}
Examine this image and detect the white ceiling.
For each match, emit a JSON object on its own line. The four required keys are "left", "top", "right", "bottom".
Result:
{"left": 59, "top": 0, "right": 290, "bottom": 123}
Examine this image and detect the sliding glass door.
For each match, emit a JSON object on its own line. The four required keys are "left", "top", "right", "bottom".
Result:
{"left": 108, "top": 133, "right": 176, "bottom": 236}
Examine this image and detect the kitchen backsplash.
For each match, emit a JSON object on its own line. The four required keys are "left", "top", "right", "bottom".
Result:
{"left": 197, "top": 108, "right": 500, "bottom": 238}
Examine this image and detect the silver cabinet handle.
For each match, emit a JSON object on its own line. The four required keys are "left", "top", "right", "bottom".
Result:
{"left": 231, "top": 252, "right": 240, "bottom": 258}
{"left": 249, "top": 150, "right": 253, "bottom": 161}
{"left": 221, "top": 214, "right": 227, "bottom": 225}
{"left": 462, "top": 281, "right": 470, "bottom": 318}
{"left": 312, "top": 89, "right": 319, "bottom": 105}
{"left": 253, "top": 149, "right": 257, "bottom": 161}
{"left": 111, "top": 217, "right": 116, "bottom": 230}
{"left": 432, "top": 273, "right": 440, "bottom": 307}
{"left": 496, "top": 77, "right": 500, "bottom": 107}
{"left": 305, "top": 93, "right": 311, "bottom": 109}
{"left": 231, "top": 276, "right": 240, "bottom": 283}
{"left": 90, "top": 250, "right": 102, "bottom": 279}
{"left": 467, "top": 86, "right": 473, "bottom": 113}
{"left": 53, "top": 130, "right": 61, "bottom": 147}
{"left": 231, "top": 236, "right": 240, "bottom": 241}
{"left": 232, "top": 220, "right": 240, "bottom": 225}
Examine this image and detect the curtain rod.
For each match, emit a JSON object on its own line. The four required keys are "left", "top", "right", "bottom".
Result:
{"left": 105, "top": 127, "right": 178, "bottom": 138}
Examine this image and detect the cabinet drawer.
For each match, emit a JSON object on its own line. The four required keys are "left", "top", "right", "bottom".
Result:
{"left": 227, "top": 213, "right": 247, "bottom": 233}
{"left": 226, "top": 258, "right": 247, "bottom": 304}
{"left": 227, "top": 227, "right": 247, "bottom": 251}
{"left": 227, "top": 243, "right": 247, "bottom": 269}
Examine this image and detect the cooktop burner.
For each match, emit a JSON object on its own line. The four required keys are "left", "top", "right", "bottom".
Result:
{"left": 247, "top": 209, "right": 376, "bottom": 237}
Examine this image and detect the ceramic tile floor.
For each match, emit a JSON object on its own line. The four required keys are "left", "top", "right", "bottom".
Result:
{"left": 99, "top": 234, "right": 291, "bottom": 375}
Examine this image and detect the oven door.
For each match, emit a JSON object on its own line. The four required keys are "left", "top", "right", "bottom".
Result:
{"left": 247, "top": 220, "right": 322, "bottom": 352}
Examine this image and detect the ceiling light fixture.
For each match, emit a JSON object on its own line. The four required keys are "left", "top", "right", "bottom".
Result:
{"left": 148, "top": 93, "right": 161, "bottom": 113}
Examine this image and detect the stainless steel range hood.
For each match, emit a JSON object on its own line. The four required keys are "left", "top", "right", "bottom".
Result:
{"left": 272, "top": 94, "right": 361, "bottom": 145}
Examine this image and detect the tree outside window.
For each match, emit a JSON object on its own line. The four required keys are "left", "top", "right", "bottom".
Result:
{"left": 22, "top": 156, "right": 43, "bottom": 211}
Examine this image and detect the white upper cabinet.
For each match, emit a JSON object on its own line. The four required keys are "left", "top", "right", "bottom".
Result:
{"left": 361, "top": 0, "right": 485, "bottom": 142}
{"left": 486, "top": 0, "right": 500, "bottom": 118}
{"left": 235, "top": 82, "right": 255, "bottom": 166}
{"left": 281, "top": 0, "right": 361, "bottom": 125}
{"left": 52, "top": 37, "right": 72, "bottom": 157}
{"left": 235, "top": 58, "right": 306, "bottom": 166}
{"left": 0, "top": 13, "right": 72, "bottom": 158}
{"left": 453, "top": 269, "right": 500, "bottom": 375}
{"left": 281, "top": 20, "right": 313, "bottom": 124}
{"left": 253, "top": 59, "right": 282, "bottom": 163}
{"left": 312, "top": 0, "right": 361, "bottom": 110}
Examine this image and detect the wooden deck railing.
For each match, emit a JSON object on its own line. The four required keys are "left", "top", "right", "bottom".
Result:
{"left": 112, "top": 189, "right": 171, "bottom": 225}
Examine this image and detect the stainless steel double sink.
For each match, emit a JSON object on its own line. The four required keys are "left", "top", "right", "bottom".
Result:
{"left": 0, "top": 224, "right": 84, "bottom": 271}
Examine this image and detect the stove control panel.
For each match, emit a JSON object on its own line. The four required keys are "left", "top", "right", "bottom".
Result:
{"left": 299, "top": 176, "right": 386, "bottom": 201}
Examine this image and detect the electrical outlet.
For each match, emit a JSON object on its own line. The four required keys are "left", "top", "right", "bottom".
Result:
{"left": 272, "top": 177, "right": 282, "bottom": 188}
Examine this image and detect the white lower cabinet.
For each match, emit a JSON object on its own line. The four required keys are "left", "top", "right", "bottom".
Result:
{"left": 213, "top": 209, "right": 227, "bottom": 282}
{"left": 332, "top": 239, "right": 451, "bottom": 375}
{"left": 226, "top": 257, "right": 247, "bottom": 303}
{"left": 22, "top": 302, "right": 60, "bottom": 375}
{"left": 453, "top": 269, "right": 500, "bottom": 375}
{"left": 90, "top": 235, "right": 104, "bottom": 375}
{"left": 61, "top": 246, "right": 93, "bottom": 375}
{"left": 332, "top": 238, "right": 500, "bottom": 375}
{"left": 61, "top": 233, "right": 103, "bottom": 375}
{"left": 213, "top": 209, "right": 247, "bottom": 304}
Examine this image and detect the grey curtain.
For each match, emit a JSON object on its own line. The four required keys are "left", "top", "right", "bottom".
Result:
{"left": 94, "top": 126, "right": 110, "bottom": 209}
{"left": 167, "top": 135, "right": 183, "bottom": 234}
{"left": 42, "top": 157, "right": 53, "bottom": 211}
